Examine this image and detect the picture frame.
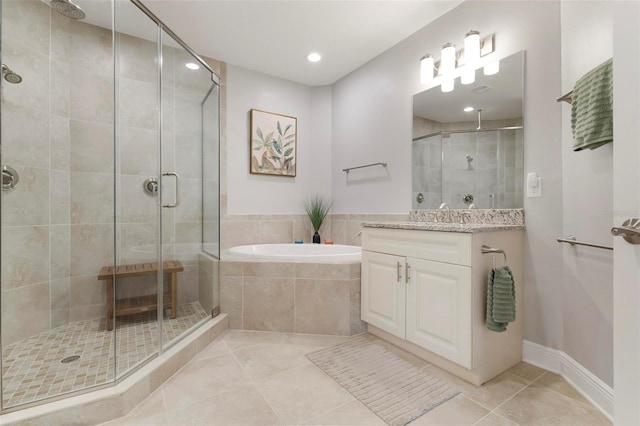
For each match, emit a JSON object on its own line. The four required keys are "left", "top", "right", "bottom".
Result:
{"left": 250, "top": 109, "right": 297, "bottom": 177}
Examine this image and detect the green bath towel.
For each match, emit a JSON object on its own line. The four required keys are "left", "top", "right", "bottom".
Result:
{"left": 486, "top": 266, "right": 516, "bottom": 333}
{"left": 571, "top": 58, "right": 613, "bottom": 151}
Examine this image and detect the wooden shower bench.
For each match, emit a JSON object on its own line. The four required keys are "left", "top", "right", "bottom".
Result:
{"left": 98, "top": 261, "right": 184, "bottom": 331}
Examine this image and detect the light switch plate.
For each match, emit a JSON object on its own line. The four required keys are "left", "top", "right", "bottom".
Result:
{"left": 526, "top": 174, "right": 542, "bottom": 198}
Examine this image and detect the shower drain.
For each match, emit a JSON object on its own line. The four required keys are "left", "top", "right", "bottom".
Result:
{"left": 60, "top": 355, "right": 81, "bottom": 364}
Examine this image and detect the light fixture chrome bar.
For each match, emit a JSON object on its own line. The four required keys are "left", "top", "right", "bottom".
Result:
{"left": 556, "top": 235, "right": 613, "bottom": 251}
{"left": 342, "top": 162, "right": 388, "bottom": 174}
{"left": 434, "top": 34, "right": 495, "bottom": 73}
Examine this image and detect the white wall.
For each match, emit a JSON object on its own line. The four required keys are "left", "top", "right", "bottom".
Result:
{"left": 331, "top": 0, "right": 565, "bottom": 357}
{"left": 560, "top": 1, "right": 613, "bottom": 386}
{"left": 613, "top": 2, "right": 640, "bottom": 422}
{"left": 226, "top": 65, "right": 332, "bottom": 215}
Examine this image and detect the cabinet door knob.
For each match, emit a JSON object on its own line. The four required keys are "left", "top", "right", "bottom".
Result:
{"left": 397, "top": 261, "right": 402, "bottom": 283}
{"left": 406, "top": 263, "right": 411, "bottom": 283}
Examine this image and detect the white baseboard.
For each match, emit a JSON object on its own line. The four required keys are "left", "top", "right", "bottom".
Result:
{"left": 522, "top": 340, "right": 613, "bottom": 422}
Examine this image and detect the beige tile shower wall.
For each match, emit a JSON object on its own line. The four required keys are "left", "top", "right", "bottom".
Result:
{"left": 221, "top": 213, "right": 409, "bottom": 250}
{"left": 219, "top": 260, "right": 364, "bottom": 335}
{"left": 0, "top": 0, "right": 225, "bottom": 345}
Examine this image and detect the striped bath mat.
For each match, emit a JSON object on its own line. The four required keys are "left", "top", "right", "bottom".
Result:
{"left": 306, "top": 336, "right": 459, "bottom": 426}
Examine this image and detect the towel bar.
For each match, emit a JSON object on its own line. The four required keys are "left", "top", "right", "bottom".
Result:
{"left": 556, "top": 90, "right": 573, "bottom": 104}
{"left": 481, "top": 244, "right": 507, "bottom": 267}
{"left": 342, "top": 162, "right": 387, "bottom": 174}
{"left": 557, "top": 235, "right": 613, "bottom": 250}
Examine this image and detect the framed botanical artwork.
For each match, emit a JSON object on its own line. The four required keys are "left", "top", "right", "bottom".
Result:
{"left": 250, "top": 109, "right": 297, "bottom": 177}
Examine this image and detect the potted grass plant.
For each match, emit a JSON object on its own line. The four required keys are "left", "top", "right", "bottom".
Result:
{"left": 304, "top": 195, "right": 332, "bottom": 243}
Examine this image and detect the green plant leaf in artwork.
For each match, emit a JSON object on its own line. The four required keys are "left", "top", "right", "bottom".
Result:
{"left": 256, "top": 126, "right": 263, "bottom": 140}
{"left": 304, "top": 195, "right": 332, "bottom": 232}
{"left": 283, "top": 124, "right": 292, "bottom": 135}
{"left": 284, "top": 134, "right": 295, "bottom": 141}
{"left": 265, "top": 131, "right": 274, "bottom": 144}
{"left": 277, "top": 121, "right": 282, "bottom": 136}
{"left": 284, "top": 148, "right": 293, "bottom": 157}
{"left": 272, "top": 141, "right": 283, "bottom": 155}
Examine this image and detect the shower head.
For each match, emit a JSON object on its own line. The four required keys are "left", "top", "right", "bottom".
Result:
{"left": 2, "top": 64, "right": 22, "bottom": 84}
{"left": 50, "top": 0, "right": 85, "bottom": 20}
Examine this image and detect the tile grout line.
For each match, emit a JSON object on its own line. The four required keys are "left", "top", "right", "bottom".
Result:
{"left": 225, "top": 340, "right": 284, "bottom": 422}
{"left": 528, "top": 371, "right": 600, "bottom": 412}
{"left": 298, "top": 397, "right": 361, "bottom": 425}
{"left": 477, "top": 376, "right": 536, "bottom": 425}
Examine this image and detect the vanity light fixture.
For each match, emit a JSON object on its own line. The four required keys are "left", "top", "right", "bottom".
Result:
{"left": 441, "top": 79, "right": 454, "bottom": 93}
{"left": 185, "top": 62, "right": 200, "bottom": 70}
{"left": 461, "top": 30, "right": 480, "bottom": 85}
{"left": 420, "top": 54, "right": 434, "bottom": 84}
{"left": 307, "top": 52, "right": 322, "bottom": 62}
{"left": 419, "top": 31, "right": 495, "bottom": 91}
{"left": 484, "top": 60, "right": 500, "bottom": 75}
{"left": 439, "top": 43, "right": 456, "bottom": 92}
{"left": 463, "top": 106, "right": 474, "bottom": 112}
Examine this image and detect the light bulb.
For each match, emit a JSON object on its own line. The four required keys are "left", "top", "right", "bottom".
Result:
{"left": 441, "top": 79, "right": 454, "bottom": 93}
{"left": 307, "top": 52, "right": 322, "bottom": 62}
{"left": 464, "top": 30, "right": 480, "bottom": 67}
{"left": 484, "top": 59, "right": 500, "bottom": 75}
{"left": 420, "top": 54, "right": 434, "bottom": 85}
{"left": 461, "top": 68, "right": 475, "bottom": 85}
{"left": 440, "top": 43, "right": 456, "bottom": 77}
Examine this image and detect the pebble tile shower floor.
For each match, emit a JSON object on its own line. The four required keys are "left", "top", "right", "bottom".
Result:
{"left": 1, "top": 303, "right": 208, "bottom": 407}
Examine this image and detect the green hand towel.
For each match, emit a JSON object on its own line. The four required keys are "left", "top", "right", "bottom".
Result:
{"left": 486, "top": 266, "right": 516, "bottom": 332}
{"left": 571, "top": 58, "right": 613, "bottom": 151}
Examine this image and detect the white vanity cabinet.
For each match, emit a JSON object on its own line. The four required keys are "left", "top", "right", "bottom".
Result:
{"left": 360, "top": 226, "right": 523, "bottom": 385}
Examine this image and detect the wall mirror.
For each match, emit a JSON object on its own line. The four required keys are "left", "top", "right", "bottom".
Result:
{"left": 412, "top": 50, "right": 524, "bottom": 209}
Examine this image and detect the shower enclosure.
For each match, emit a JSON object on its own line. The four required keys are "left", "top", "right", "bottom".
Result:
{"left": 412, "top": 127, "right": 524, "bottom": 210}
{"left": 0, "top": 0, "right": 220, "bottom": 410}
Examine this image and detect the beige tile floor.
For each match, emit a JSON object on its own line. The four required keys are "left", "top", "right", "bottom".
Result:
{"left": 102, "top": 330, "right": 612, "bottom": 426}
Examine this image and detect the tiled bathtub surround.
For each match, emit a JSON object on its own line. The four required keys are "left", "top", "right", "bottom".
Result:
{"left": 221, "top": 213, "right": 410, "bottom": 250}
{"left": 220, "top": 259, "right": 365, "bottom": 336}
{"left": 410, "top": 208, "right": 525, "bottom": 225}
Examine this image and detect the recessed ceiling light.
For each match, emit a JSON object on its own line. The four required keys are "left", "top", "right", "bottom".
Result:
{"left": 464, "top": 106, "right": 474, "bottom": 112}
{"left": 307, "top": 52, "right": 322, "bottom": 63}
{"left": 185, "top": 62, "right": 200, "bottom": 70}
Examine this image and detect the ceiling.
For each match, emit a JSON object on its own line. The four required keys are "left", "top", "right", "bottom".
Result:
{"left": 114, "top": 0, "right": 464, "bottom": 86}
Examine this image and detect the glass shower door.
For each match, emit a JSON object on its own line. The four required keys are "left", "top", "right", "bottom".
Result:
{"left": 160, "top": 29, "right": 217, "bottom": 349}
{"left": 114, "top": 0, "right": 161, "bottom": 378}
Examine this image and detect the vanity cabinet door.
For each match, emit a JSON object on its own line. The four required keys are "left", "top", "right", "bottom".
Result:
{"left": 361, "top": 251, "right": 406, "bottom": 339}
{"left": 406, "top": 258, "right": 472, "bottom": 368}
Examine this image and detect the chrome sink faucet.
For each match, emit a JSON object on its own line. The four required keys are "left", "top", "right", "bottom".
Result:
{"left": 438, "top": 202, "right": 451, "bottom": 223}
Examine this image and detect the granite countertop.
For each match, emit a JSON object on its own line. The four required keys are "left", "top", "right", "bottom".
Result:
{"left": 362, "top": 221, "right": 525, "bottom": 233}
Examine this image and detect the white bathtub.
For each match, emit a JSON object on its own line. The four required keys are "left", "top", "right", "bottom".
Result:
{"left": 228, "top": 243, "right": 361, "bottom": 260}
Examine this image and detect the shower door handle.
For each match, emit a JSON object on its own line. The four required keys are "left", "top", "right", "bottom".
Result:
{"left": 162, "top": 172, "right": 180, "bottom": 208}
